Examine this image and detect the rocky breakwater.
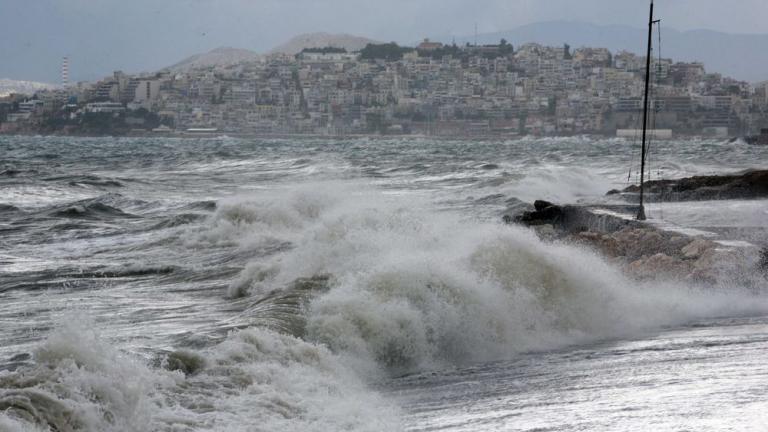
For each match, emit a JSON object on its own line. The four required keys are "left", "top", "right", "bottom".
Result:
{"left": 608, "top": 169, "right": 768, "bottom": 202}
{"left": 504, "top": 200, "right": 766, "bottom": 285}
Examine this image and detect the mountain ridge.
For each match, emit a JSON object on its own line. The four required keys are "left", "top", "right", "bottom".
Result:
{"left": 165, "top": 47, "right": 262, "bottom": 72}
{"left": 268, "top": 32, "right": 381, "bottom": 55}
{"left": 159, "top": 23, "right": 768, "bottom": 82}
{"left": 161, "top": 33, "right": 381, "bottom": 71}
{"left": 0, "top": 78, "right": 59, "bottom": 97}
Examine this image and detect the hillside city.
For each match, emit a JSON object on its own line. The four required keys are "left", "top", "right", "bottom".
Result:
{"left": 2, "top": 39, "right": 768, "bottom": 138}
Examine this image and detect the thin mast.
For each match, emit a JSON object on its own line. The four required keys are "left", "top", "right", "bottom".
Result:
{"left": 638, "top": 0, "right": 655, "bottom": 221}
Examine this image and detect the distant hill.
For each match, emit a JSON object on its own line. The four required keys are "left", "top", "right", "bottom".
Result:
{"left": 269, "top": 32, "right": 381, "bottom": 55}
{"left": 0, "top": 78, "right": 58, "bottom": 97}
{"left": 438, "top": 21, "right": 768, "bottom": 83}
{"left": 165, "top": 47, "right": 261, "bottom": 72}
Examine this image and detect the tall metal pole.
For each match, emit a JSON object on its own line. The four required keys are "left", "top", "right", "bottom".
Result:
{"left": 637, "top": 0, "right": 654, "bottom": 221}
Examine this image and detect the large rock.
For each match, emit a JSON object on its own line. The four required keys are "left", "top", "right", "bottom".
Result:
{"left": 572, "top": 231, "right": 621, "bottom": 257}
{"left": 517, "top": 201, "right": 565, "bottom": 225}
{"left": 689, "top": 248, "right": 741, "bottom": 284}
{"left": 625, "top": 253, "right": 693, "bottom": 280}
{"left": 572, "top": 226, "right": 691, "bottom": 261}
{"left": 507, "top": 201, "right": 641, "bottom": 234}
{"left": 681, "top": 238, "right": 716, "bottom": 259}
{"left": 504, "top": 198, "right": 766, "bottom": 284}
{"left": 616, "top": 169, "right": 768, "bottom": 202}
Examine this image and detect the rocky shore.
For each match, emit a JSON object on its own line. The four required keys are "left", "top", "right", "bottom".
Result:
{"left": 504, "top": 199, "right": 766, "bottom": 285}
{"left": 608, "top": 169, "right": 768, "bottom": 202}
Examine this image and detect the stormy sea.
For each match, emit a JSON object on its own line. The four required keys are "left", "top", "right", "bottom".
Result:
{"left": 1, "top": 135, "right": 767, "bottom": 431}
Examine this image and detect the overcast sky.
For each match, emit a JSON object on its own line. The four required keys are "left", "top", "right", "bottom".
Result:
{"left": 1, "top": 0, "right": 766, "bottom": 82}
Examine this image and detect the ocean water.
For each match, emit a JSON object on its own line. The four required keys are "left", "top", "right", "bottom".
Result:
{"left": 0, "top": 135, "right": 767, "bottom": 431}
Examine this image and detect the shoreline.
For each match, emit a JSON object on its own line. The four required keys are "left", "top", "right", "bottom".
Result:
{"left": 505, "top": 198, "right": 767, "bottom": 284}
{"left": 0, "top": 130, "right": 733, "bottom": 142}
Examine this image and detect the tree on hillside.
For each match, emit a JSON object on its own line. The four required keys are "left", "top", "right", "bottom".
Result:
{"left": 359, "top": 43, "right": 413, "bottom": 61}
{"left": 418, "top": 43, "right": 463, "bottom": 60}
{"left": 499, "top": 39, "right": 514, "bottom": 55}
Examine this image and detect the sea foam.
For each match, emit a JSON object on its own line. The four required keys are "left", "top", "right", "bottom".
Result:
{"left": 222, "top": 181, "right": 768, "bottom": 375}
{"left": 3, "top": 180, "right": 766, "bottom": 431}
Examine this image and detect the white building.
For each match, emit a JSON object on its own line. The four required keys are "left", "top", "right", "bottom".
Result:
{"left": 133, "top": 80, "right": 161, "bottom": 107}
{"left": 85, "top": 102, "right": 126, "bottom": 113}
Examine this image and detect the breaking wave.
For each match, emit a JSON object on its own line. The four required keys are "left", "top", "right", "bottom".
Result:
{"left": 473, "top": 165, "right": 615, "bottom": 204}
{"left": 3, "top": 181, "right": 766, "bottom": 431}
{"left": 0, "top": 317, "right": 401, "bottom": 432}
{"left": 0, "top": 319, "right": 171, "bottom": 432}
{"left": 222, "top": 182, "right": 768, "bottom": 374}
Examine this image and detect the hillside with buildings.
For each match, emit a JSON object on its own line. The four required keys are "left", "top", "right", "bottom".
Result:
{"left": 2, "top": 36, "right": 768, "bottom": 138}
{"left": 444, "top": 21, "right": 768, "bottom": 83}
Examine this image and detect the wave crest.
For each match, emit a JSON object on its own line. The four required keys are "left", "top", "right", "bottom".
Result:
{"left": 0, "top": 318, "right": 172, "bottom": 431}
{"left": 229, "top": 184, "right": 768, "bottom": 375}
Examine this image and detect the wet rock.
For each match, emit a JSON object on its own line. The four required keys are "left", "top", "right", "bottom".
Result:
{"left": 626, "top": 253, "right": 693, "bottom": 280}
{"left": 617, "top": 169, "right": 768, "bottom": 202}
{"left": 689, "top": 248, "right": 745, "bottom": 283}
{"left": 504, "top": 198, "right": 759, "bottom": 284}
{"left": 571, "top": 226, "right": 684, "bottom": 263}
{"left": 532, "top": 224, "right": 558, "bottom": 241}
{"left": 681, "top": 238, "right": 716, "bottom": 260}
{"left": 667, "top": 235, "right": 692, "bottom": 252}
{"left": 571, "top": 231, "right": 620, "bottom": 257}
{"left": 505, "top": 199, "right": 641, "bottom": 235}
{"left": 564, "top": 225, "right": 740, "bottom": 282}
{"left": 534, "top": 200, "right": 556, "bottom": 211}
{"left": 515, "top": 201, "right": 564, "bottom": 226}
{"left": 525, "top": 205, "right": 563, "bottom": 224}
{"left": 612, "top": 227, "right": 667, "bottom": 260}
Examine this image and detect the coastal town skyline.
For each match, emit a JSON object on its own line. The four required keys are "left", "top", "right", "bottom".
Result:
{"left": 4, "top": 0, "right": 768, "bottom": 139}
{"left": 3, "top": 35, "right": 768, "bottom": 139}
